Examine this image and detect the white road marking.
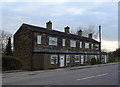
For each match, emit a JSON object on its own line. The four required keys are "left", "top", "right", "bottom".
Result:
{"left": 96, "top": 73, "right": 108, "bottom": 77}
{"left": 77, "top": 73, "right": 109, "bottom": 81}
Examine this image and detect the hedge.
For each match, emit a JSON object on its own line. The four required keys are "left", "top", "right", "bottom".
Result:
{"left": 91, "top": 58, "right": 102, "bottom": 65}
{"left": 91, "top": 58, "right": 97, "bottom": 65}
{"left": 96, "top": 59, "right": 102, "bottom": 64}
{"left": 2, "top": 56, "right": 23, "bottom": 71}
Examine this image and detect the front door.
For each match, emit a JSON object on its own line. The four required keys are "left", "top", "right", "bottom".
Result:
{"left": 105, "top": 55, "right": 107, "bottom": 63}
{"left": 81, "top": 55, "right": 84, "bottom": 64}
{"left": 60, "top": 56, "right": 65, "bottom": 67}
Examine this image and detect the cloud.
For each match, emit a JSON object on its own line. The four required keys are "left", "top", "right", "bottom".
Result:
{"left": 2, "top": 0, "right": 119, "bottom": 2}
{"left": 2, "top": 2, "right": 87, "bottom": 17}
{"left": 101, "top": 40, "right": 118, "bottom": 52}
{"left": 90, "top": 11, "right": 107, "bottom": 15}
{"left": 51, "top": 7, "right": 86, "bottom": 16}
{"left": 67, "top": 8, "right": 85, "bottom": 15}
{"left": 2, "top": 1, "right": 105, "bottom": 18}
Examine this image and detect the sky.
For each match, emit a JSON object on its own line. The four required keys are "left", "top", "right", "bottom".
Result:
{"left": 0, "top": 0, "right": 119, "bottom": 52}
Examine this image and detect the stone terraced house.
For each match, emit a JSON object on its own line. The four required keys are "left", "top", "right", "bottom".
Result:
{"left": 14, "top": 21, "right": 107, "bottom": 70}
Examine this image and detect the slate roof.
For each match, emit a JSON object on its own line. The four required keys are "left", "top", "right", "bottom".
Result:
{"left": 23, "top": 23, "right": 99, "bottom": 43}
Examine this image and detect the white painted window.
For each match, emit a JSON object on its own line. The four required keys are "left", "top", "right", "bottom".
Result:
{"left": 91, "top": 43, "right": 94, "bottom": 49}
{"left": 51, "top": 55, "right": 58, "bottom": 64}
{"left": 56, "top": 56, "right": 58, "bottom": 64}
{"left": 70, "top": 40, "right": 76, "bottom": 47}
{"left": 75, "top": 55, "right": 80, "bottom": 62}
{"left": 95, "top": 55, "right": 97, "bottom": 60}
{"left": 102, "top": 55, "right": 105, "bottom": 59}
{"left": 80, "top": 41, "right": 82, "bottom": 48}
{"left": 37, "top": 35, "right": 41, "bottom": 44}
{"left": 91, "top": 55, "right": 95, "bottom": 59}
{"left": 66, "top": 55, "right": 70, "bottom": 63}
{"left": 90, "top": 55, "right": 92, "bottom": 60}
{"left": 95, "top": 44, "right": 99, "bottom": 50}
{"left": 49, "top": 37, "right": 57, "bottom": 46}
{"left": 85, "top": 42, "right": 89, "bottom": 48}
{"left": 85, "top": 55, "right": 88, "bottom": 62}
{"left": 98, "top": 55, "right": 100, "bottom": 59}
{"left": 62, "top": 39, "right": 65, "bottom": 46}
{"left": 105, "top": 55, "right": 107, "bottom": 63}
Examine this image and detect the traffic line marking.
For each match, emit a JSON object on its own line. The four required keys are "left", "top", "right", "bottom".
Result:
{"left": 96, "top": 73, "right": 108, "bottom": 77}
{"left": 77, "top": 73, "right": 109, "bottom": 81}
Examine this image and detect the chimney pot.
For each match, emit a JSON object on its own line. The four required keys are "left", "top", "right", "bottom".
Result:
{"left": 78, "top": 30, "right": 82, "bottom": 36}
{"left": 88, "top": 33, "right": 92, "bottom": 39}
{"left": 46, "top": 21, "right": 52, "bottom": 29}
{"left": 64, "top": 26, "right": 70, "bottom": 34}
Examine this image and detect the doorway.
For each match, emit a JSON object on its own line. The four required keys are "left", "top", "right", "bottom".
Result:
{"left": 81, "top": 55, "right": 84, "bottom": 64}
{"left": 59, "top": 55, "right": 65, "bottom": 67}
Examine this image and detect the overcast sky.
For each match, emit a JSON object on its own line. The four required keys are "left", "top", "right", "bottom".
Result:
{"left": 0, "top": 0, "right": 119, "bottom": 51}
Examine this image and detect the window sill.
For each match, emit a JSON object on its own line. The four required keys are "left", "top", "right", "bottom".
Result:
{"left": 75, "top": 61, "right": 80, "bottom": 63}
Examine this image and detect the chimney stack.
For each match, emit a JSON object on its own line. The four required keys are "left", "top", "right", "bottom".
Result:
{"left": 78, "top": 30, "right": 82, "bottom": 36}
{"left": 46, "top": 21, "right": 52, "bottom": 29}
{"left": 88, "top": 33, "right": 92, "bottom": 39}
{"left": 64, "top": 26, "right": 70, "bottom": 34}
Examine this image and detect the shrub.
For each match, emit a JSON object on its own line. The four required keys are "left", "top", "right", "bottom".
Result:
{"left": 96, "top": 59, "right": 102, "bottom": 64}
{"left": 91, "top": 58, "right": 97, "bottom": 65}
{"left": 91, "top": 58, "right": 102, "bottom": 65}
{"left": 2, "top": 56, "right": 23, "bottom": 71}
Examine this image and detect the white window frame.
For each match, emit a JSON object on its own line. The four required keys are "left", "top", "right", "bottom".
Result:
{"left": 75, "top": 55, "right": 80, "bottom": 62}
{"left": 85, "top": 42, "right": 89, "bottom": 48}
{"left": 98, "top": 55, "right": 100, "bottom": 59}
{"left": 95, "top": 44, "right": 99, "bottom": 50}
{"left": 80, "top": 41, "right": 82, "bottom": 48}
{"left": 91, "top": 43, "right": 94, "bottom": 49}
{"left": 85, "top": 55, "right": 88, "bottom": 62}
{"left": 51, "top": 55, "right": 58, "bottom": 64}
{"left": 91, "top": 55, "right": 95, "bottom": 59}
{"left": 62, "top": 39, "right": 65, "bottom": 46}
{"left": 37, "top": 35, "right": 41, "bottom": 44}
{"left": 70, "top": 40, "right": 76, "bottom": 47}
{"left": 66, "top": 55, "right": 70, "bottom": 63}
{"left": 105, "top": 55, "right": 107, "bottom": 63}
{"left": 49, "top": 37, "right": 57, "bottom": 46}
{"left": 102, "top": 55, "right": 105, "bottom": 59}
{"left": 95, "top": 55, "right": 97, "bottom": 60}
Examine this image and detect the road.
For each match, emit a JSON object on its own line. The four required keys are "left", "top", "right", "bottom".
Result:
{"left": 2, "top": 63, "right": 119, "bottom": 86}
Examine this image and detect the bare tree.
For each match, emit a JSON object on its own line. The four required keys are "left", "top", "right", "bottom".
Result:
{"left": 76, "top": 25, "right": 99, "bottom": 39}
{"left": 0, "top": 30, "right": 12, "bottom": 53}
{"left": 71, "top": 25, "right": 83, "bottom": 35}
{"left": 101, "top": 48, "right": 109, "bottom": 52}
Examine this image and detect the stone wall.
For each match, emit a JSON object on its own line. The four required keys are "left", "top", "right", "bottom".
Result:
{"left": 14, "top": 25, "right": 34, "bottom": 70}
{"left": 33, "top": 32, "right": 100, "bottom": 53}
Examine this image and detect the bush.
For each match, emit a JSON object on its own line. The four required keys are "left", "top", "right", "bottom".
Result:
{"left": 91, "top": 58, "right": 97, "bottom": 65}
{"left": 107, "top": 59, "right": 119, "bottom": 63}
{"left": 2, "top": 56, "right": 23, "bottom": 71}
{"left": 96, "top": 59, "right": 102, "bottom": 64}
{"left": 91, "top": 58, "right": 102, "bottom": 65}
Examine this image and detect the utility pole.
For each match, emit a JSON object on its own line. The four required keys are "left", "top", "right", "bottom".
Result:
{"left": 99, "top": 25, "right": 102, "bottom": 62}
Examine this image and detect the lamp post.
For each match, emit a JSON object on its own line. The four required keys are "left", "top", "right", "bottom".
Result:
{"left": 99, "top": 25, "right": 102, "bottom": 62}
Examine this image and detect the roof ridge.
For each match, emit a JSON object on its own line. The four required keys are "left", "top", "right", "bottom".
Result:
{"left": 21, "top": 23, "right": 99, "bottom": 43}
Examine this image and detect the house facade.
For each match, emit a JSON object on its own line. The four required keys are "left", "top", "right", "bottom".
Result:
{"left": 14, "top": 21, "right": 107, "bottom": 70}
